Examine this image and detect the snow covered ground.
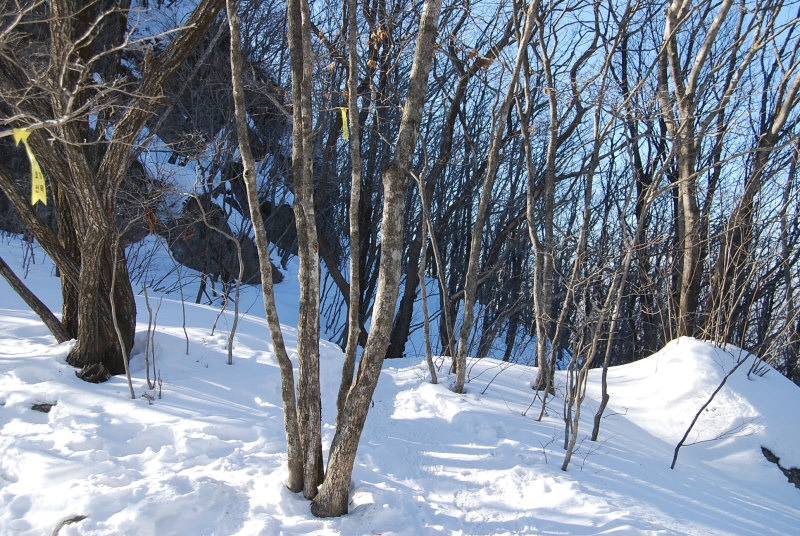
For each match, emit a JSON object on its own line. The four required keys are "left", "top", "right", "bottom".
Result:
{"left": 1, "top": 239, "right": 800, "bottom": 535}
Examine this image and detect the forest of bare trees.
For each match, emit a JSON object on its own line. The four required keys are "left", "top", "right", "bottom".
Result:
{"left": 2, "top": 0, "right": 800, "bottom": 517}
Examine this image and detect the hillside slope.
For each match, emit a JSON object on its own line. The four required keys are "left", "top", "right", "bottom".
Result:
{"left": 1, "top": 241, "right": 799, "bottom": 535}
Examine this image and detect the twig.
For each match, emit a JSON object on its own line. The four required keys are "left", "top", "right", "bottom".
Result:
{"left": 671, "top": 349, "right": 750, "bottom": 469}
{"left": 110, "top": 238, "right": 135, "bottom": 399}
{"left": 52, "top": 515, "right": 87, "bottom": 536}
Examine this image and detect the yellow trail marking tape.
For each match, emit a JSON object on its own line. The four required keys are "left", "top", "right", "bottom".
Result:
{"left": 13, "top": 128, "right": 46, "bottom": 206}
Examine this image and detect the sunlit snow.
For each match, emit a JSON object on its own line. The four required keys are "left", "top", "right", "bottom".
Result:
{"left": 1, "top": 240, "right": 799, "bottom": 535}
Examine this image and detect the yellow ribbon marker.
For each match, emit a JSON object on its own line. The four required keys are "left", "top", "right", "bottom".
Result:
{"left": 341, "top": 107, "right": 349, "bottom": 140}
{"left": 13, "top": 128, "right": 47, "bottom": 206}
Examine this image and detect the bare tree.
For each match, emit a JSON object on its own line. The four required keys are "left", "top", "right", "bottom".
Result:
{"left": 337, "top": 0, "right": 364, "bottom": 423}
{"left": 227, "top": 0, "right": 304, "bottom": 493}
{"left": 312, "top": 0, "right": 444, "bottom": 516}
{"left": 705, "top": 5, "right": 800, "bottom": 341}
{"left": 0, "top": 0, "right": 224, "bottom": 376}
{"left": 453, "top": 0, "right": 538, "bottom": 394}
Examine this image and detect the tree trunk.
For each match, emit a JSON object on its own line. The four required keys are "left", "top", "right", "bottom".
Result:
{"left": 287, "top": 0, "right": 324, "bottom": 498}
{"left": 675, "top": 144, "right": 702, "bottom": 337}
{"left": 338, "top": 0, "right": 364, "bottom": 420}
{"left": 386, "top": 219, "right": 423, "bottom": 358}
{"left": 311, "top": 0, "right": 443, "bottom": 516}
{"left": 56, "top": 186, "right": 79, "bottom": 338}
{"left": 66, "top": 222, "right": 135, "bottom": 375}
{"left": 226, "top": 0, "right": 304, "bottom": 492}
{"left": 310, "top": 163, "right": 409, "bottom": 518}
{"left": 0, "top": 0, "right": 223, "bottom": 378}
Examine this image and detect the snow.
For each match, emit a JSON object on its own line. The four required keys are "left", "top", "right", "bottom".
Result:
{"left": 2, "top": 239, "right": 800, "bottom": 535}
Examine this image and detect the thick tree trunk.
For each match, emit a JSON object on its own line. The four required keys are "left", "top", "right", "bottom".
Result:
{"left": 66, "top": 222, "right": 135, "bottom": 375}
{"left": 312, "top": 163, "right": 410, "bottom": 518}
{"left": 2, "top": 0, "right": 223, "bottom": 378}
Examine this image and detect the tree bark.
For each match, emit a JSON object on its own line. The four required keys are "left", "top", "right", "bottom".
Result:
{"left": 56, "top": 186, "right": 79, "bottom": 338}
{"left": 66, "top": 223, "right": 136, "bottom": 375}
{"left": 386, "top": 220, "right": 423, "bottom": 359}
{"left": 529, "top": 2, "right": 557, "bottom": 391}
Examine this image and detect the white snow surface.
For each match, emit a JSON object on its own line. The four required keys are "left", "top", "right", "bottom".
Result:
{"left": 1, "top": 240, "right": 800, "bottom": 535}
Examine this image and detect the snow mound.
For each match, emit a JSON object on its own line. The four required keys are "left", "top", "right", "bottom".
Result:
{"left": 592, "top": 337, "right": 800, "bottom": 468}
